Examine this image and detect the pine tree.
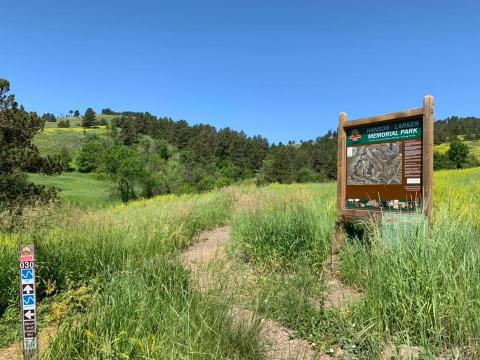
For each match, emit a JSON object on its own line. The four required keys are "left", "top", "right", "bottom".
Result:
{"left": 82, "top": 107, "right": 96, "bottom": 128}
{"left": 0, "top": 79, "right": 61, "bottom": 225}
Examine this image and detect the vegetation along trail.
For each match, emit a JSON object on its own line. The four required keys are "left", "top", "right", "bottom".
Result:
{"left": 181, "top": 225, "right": 330, "bottom": 360}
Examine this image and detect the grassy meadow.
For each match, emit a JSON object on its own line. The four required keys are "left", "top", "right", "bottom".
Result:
{"left": 1, "top": 167, "right": 479, "bottom": 358}
{"left": 34, "top": 126, "right": 108, "bottom": 156}
{"left": 28, "top": 173, "right": 117, "bottom": 208}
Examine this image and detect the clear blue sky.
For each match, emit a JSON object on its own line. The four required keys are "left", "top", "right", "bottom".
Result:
{"left": 2, "top": 1, "right": 479, "bottom": 143}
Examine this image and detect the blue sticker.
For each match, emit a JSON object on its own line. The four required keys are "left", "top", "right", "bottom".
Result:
{"left": 21, "top": 269, "right": 34, "bottom": 284}
{"left": 21, "top": 269, "right": 34, "bottom": 280}
{"left": 23, "top": 295, "right": 35, "bottom": 306}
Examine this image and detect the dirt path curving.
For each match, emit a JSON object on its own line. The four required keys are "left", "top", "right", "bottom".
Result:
{"left": 181, "top": 225, "right": 329, "bottom": 360}
{"left": 0, "top": 326, "right": 56, "bottom": 360}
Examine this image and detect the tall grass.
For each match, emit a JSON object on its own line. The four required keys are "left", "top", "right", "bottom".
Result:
{"left": 229, "top": 169, "right": 480, "bottom": 357}
{"left": 47, "top": 257, "right": 263, "bottom": 359}
{"left": 231, "top": 183, "right": 335, "bottom": 271}
{"left": 0, "top": 190, "right": 264, "bottom": 358}
{"left": 229, "top": 184, "right": 336, "bottom": 346}
{"left": 339, "top": 168, "right": 480, "bottom": 356}
{"left": 2, "top": 168, "right": 480, "bottom": 357}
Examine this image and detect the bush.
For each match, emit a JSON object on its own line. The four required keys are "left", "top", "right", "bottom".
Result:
{"left": 215, "top": 176, "right": 233, "bottom": 188}
{"left": 297, "top": 167, "right": 319, "bottom": 183}
{"left": 57, "top": 119, "right": 70, "bottom": 128}
{"left": 196, "top": 176, "right": 216, "bottom": 192}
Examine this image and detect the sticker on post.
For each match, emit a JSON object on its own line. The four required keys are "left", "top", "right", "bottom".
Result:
{"left": 21, "top": 268, "right": 34, "bottom": 284}
{"left": 22, "top": 295, "right": 35, "bottom": 309}
{"left": 24, "top": 337, "right": 37, "bottom": 350}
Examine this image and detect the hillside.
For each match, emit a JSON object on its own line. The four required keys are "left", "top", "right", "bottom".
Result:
{"left": 35, "top": 125, "right": 109, "bottom": 156}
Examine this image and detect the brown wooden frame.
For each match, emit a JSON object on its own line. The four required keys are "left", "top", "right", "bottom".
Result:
{"left": 336, "top": 96, "right": 434, "bottom": 225}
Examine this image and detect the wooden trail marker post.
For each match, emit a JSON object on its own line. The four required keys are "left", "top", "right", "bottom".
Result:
{"left": 19, "top": 244, "right": 38, "bottom": 359}
{"left": 333, "top": 96, "right": 434, "bottom": 251}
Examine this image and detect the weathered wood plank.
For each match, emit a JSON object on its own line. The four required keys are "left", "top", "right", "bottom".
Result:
{"left": 337, "top": 113, "right": 347, "bottom": 214}
{"left": 422, "top": 95, "right": 434, "bottom": 226}
{"left": 343, "top": 108, "right": 423, "bottom": 128}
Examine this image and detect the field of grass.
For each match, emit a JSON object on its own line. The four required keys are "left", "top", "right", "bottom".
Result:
{"left": 44, "top": 115, "right": 117, "bottom": 128}
{"left": 0, "top": 192, "right": 264, "bottom": 358}
{"left": 1, "top": 167, "right": 480, "bottom": 358}
{"left": 28, "top": 173, "right": 117, "bottom": 208}
{"left": 34, "top": 126, "right": 108, "bottom": 156}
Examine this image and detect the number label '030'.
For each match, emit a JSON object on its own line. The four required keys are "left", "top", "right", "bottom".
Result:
{"left": 20, "top": 262, "right": 34, "bottom": 269}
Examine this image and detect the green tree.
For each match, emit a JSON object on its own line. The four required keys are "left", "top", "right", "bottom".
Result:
{"left": 104, "top": 146, "right": 145, "bottom": 203}
{"left": 447, "top": 140, "right": 470, "bottom": 169}
{"left": 433, "top": 151, "right": 453, "bottom": 170}
{"left": 42, "top": 113, "right": 56, "bottom": 122}
{"left": 120, "top": 118, "right": 139, "bottom": 146}
{"left": 263, "top": 145, "right": 297, "bottom": 184}
{"left": 82, "top": 108, "right": 96, "bottom": 128}
{"left": 0, "top": 79, "right": 61, "bottom": 224}
{"left": 76, "top": 136, "right": 106, "bottom": 172}
{"left": 57, "top": 119, "right": 70, "bottom": 128}
{"left": 74, "top": 110, "right": 80, "bottom": 117}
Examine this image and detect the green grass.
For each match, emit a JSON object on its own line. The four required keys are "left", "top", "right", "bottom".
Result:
{"left": 28, "top": 172, "right": 117, "bottom": 208}
{"left": 34, "top": 126, "right": 108, "bottom": 156}
{"left": 339, "top": 168, "right": 480, "bottom": 355}
{"left": 228, "top": 169, "right": 480, "bottom": 357}
{"left": 0, "top": 191, "right": 264, "bottom": 358}
{"left": 2, "top": 168, "right": 480, "bottom": 358}
{"left": 45, "top": 115, "right": 117, "bottom": 128}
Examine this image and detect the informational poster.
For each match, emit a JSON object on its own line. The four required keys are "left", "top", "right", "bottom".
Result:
{"left": 344, "top": 117, "right": 423, "bottom": 212}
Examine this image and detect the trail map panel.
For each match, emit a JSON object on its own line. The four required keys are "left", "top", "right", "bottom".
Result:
{"left": 345, "top": 117, "right": 423, "bottom": 212}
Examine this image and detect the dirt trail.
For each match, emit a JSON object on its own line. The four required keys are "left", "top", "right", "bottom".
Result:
{"left": 181, "top": 225, "right": 330, "bottom": 360}
{"left": 0, "top": 326, "right": 56, "bottom": 360}
{"left": 322, "top": 254, "right": 362, "bottom": 310}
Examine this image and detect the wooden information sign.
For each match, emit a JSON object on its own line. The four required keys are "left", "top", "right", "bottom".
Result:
{"left": 334, "top": 96, "right": 434, "bottom": 250}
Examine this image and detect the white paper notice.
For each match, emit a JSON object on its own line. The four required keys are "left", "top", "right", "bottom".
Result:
{"left": 407, "top": 178, "right": 421, "bottom": 184}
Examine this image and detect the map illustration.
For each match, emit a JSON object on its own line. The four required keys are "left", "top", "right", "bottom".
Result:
{"left": 347, "top": 142, "right": 402, "bottom": 185}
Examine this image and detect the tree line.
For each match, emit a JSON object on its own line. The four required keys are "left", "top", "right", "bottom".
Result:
{"left": 71, "top": 111, "right": 337, "bottom": 202}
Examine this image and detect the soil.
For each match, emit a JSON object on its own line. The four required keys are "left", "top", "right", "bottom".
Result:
{"left": 322, "top": 254, "right": 362, "bottom": 309}
{"left": 0, "top": 326, "right": 56, "bottom": 360}
{"left": 181, "top": 225, "right": 331, "bottom": 360}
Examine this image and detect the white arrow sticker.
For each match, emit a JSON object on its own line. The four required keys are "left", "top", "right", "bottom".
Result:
{"left": 23, "top": 284, "right": 34, "bottom": 295}
{"left": 24, "top": 310, "right": 35, "bottom": 320}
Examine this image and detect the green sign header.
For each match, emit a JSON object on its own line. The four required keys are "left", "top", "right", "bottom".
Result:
{"left": 346, "top": 118, "right": 422, "bottom": 146}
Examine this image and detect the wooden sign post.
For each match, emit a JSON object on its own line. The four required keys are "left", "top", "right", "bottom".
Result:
{"left": 333, "top": 96, "right": 434, "bottom": 251}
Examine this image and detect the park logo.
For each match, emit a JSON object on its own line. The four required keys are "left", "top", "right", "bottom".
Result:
{"left": 349, "top": 129, "right": 362, "bottom": 142}
{"left": 20, "top": 246, "right": 33, "bottom": 255}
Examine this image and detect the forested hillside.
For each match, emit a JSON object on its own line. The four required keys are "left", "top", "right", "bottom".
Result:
{"left": 33, "top": 109, "right": 480, "bottom": 204}
{"left": 35, "top": 109, "right": 338, "bottom": 203}
{"left": 434, "top": 116, "right": 480, "bottom": 143}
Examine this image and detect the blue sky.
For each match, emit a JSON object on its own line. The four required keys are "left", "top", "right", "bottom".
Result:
{"left": 2, "top": 0, "right": 479, "bottom": 143}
